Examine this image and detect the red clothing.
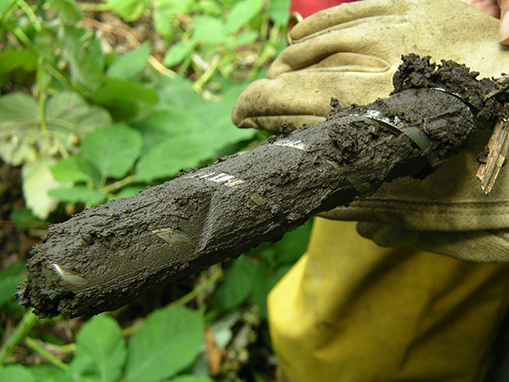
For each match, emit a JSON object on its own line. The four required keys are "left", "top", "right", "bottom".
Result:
{"left": 290, "top": 0, "right": 357, "bottom": 18}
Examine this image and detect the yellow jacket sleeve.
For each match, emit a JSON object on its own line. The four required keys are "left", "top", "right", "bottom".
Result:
{"left": 269, "top": 219, "right": 509, "bottom": 382}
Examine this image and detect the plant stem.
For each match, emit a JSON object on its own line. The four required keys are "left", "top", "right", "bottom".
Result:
{"left": 37, "top": 57, "right": 49, "bottom": 136}
{"left": 102, "top": 176, "right": 134, "bottom": 194}
{"left": 24, "top": 337, "right": 69, "bottom": 371}
{"left": 0, "top": 0, "right": 18, "bottom": 23}
{"left": 167, "top": 265, "right": 223, "bottom": 309}
{"left": 0, "top": 308, "right": 38, "bottom": 365}
{"left": 17, "top": 0, "right": 41, "bottom": 31}
{"left": 119, "top": 266, "right": 223, "bottom": 338}
{"left": 192, "top": 55, "right": 221, "bottom": 93}
{"left": 77, "top": 2, "right": 112, "bottom": 12}
{"left": 248, "top": 22, "right": 281, "bottom": 79}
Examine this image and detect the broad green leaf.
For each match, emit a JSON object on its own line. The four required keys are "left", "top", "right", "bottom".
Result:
{"left": 214, "top": 255, "right": 256, "bottom": 311}
{"left": 70, "top": 314, "right": 126, "bottom": 382}
{"left": 131, "top": 109, "right": 190, "bottom": 154}
{"left": 0, "top": 91, "right": 110, "bottom": 166}
{"left": 154, "top": 0, "right": 194, "bottom": 38}
{"left": 0, "top": 365, "right": 35, "bottom": 382}
{"left": 272, "top": 220, "right": 312, "bottom": 263}
{"left": 0, "top": 0, "right": 12, "bottom": 13}
{"left": 227, "top": 30, "right": 258, "bottom": 48}
{"left": 125, "top": 307, "right": 204, "bottom": 382}
{"left": 30, "top": 365, "right": 68, "bottom": 382}
{"left": 105, "top": 0, "right": 150, "bottom": 21}
{"left": 49, "top": 186, "right": 106, "bottom": 205}
{"left": 268, "top": 0, "right": 290, "bottom": 24}
{"left": 62, "top": 26, "right": 104, "bottom": 89}
{"left": 81, "top": 123, "right": 142, "bottom": 179}
{"left": 0, "top": 261, "right": 25, "bottom": 307}
{"left": 95, "top": 78, "right": 159, "bottom": 121}
{"left": 109, "top": 185, "right": 145, "bottom": 200}
{"left": 48, "top": 0, "right": 82, "bottom": 24}
{"left": 170, "top": 376, "right": 214, "bottom": 382}
{"left": 46, "top": 91, "right": 111, "bottom": 137}
{"left": 0, "top": 138, "right": 38, "bottom": 166}
{"left": 192, "top": 16, "right": 228, "bottom": 45}
{"left": 0, "top": 50, "right": 37, "bottom": 87}
{"left": 22, "top": 157, "right": 62, "bottom": 219}
{"left": 51, "top": 156, "right": 101, "bottom": 185}
{"left": 153, "top": 75, "right": 203, "bottom": 108}
{"left": 163, "top": 40, "right": 196, "bottom": 67}
{"left": 67, "top": 352, "right": 102, "bottom": 382}
{"left": 0, "top": 92, "right": 39, "bottom": 135}
{"left": 225, "top": 0, "right": 264, "bottom": 34}
{"left": 107, "top": 42, "right": 151, "bottom": 79}
{"left": 134, "top": 83, "right": 255, "bottom": 182}
{"left": 192, "top": 0, "right": 222, "bottom": 16}
{"left": 133, "top": 133, "right": 211, "bottom": 182}
{"left": 250, "top": 261, "right": 284, "bottom": 318}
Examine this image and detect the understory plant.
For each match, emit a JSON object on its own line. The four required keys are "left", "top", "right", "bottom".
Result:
{"left": 0, "top": 0, "right": 316, "bottom": 381}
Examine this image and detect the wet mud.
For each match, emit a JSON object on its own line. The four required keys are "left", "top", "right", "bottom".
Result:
{"left": 18, "top": 55, "right": 508, "bottom": 318}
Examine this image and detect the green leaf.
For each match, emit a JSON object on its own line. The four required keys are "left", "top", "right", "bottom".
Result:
{"left": 193, "top": 16, "right": 228, "bottom": 45}
{"left": 250, "top": 262, "right": 283, "bottom": 318}
{"left": 154, "top": 0, "right": 194, "bottom": 39}
{"left": 48, "top": 0, "right": 82, "bottom": 24}
{"left": 163, "top": 40, "right": 196, "bottom": 67}
{"left": 0, "top": 93, "right": 39, "bottom": 165}
{"left": 30, "top": 365, "right": 68, "bottom": 382}
{"left": 0, "top": 91, "right": 110, "bottom": 166}
{"left": 105, "top": 0, "right": 150, "bottom": 21}
{"left": 214, "top": 256, "right": 256, "bottom": 311}
{"left": 131, "top": 109, "right": 190, "bottom": 154}
{"left": 125, "top": 307, "right": 204, "bottom": 382}
{"left": 22, "top": 157, "right": 62, "bottom": 219}
{"left": 225, "top": 0, "right": 264, "bottom": 34}
{"left": 81, "top": 123, "right": 142, "bottom": 179}
{"left": 134, "top": 83, "right": 255, "bottom": 182}
{"left": 192, "top": 0, "right": 222, "bottom": 16}
{"left": 133, "top": 133, "right": 211, "bottom": 182}
{"left": 227, "top": 30, "right": 258, "bottom": 48}
{"left": 272, "top": 220, "right": 312, "bottom": 263}
{"left": 0, "top": 50, "right": 37, "bottom": 87}
{"left": 0, "top": 365, "right": 35, "bottom": 382}
{"left": 0, "top": 0, "right": 12, "bottom": 14}
{"left": 268, "top": 0, "right": 290, "bottom": 24}
{"left": 49, "top": 185, "right": 106, "bottom": 205}
{"left": 171, "top": 376, "right": 215, "bottom": 382}
{"left": 69, "top": 314, "right": 126, "bottom": 382}
{"left": 95, "top": 78, "right": 159, "bottom": 121}
{"left": 46, "top": 91, "right": 112, "bottom": 138}
{"left": 51, "top": 156, "right": 101, "bottom": 185}
{"left": 107, "top": 42, "right": 151, "bottom": 79}
{"left": 10, "top": 208, "right": 43, "bottom": 230}
{"left": 109, "top": 185, "right": 145, "bottom": 200}
{"left": 0, "top": 92, "right": 39, "bottom": 135}
{"left": 0, "top": 262, "right": 25, "bottom": 307}
{"left": 62, "top": 26, "right": 104, "bottom": 89}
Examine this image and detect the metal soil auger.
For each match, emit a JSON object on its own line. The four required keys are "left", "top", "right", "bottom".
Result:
{"left": 17, "top": 55, "right": 509, "bottom": 318}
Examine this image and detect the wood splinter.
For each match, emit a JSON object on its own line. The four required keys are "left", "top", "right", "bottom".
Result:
{"left": 477, "top": 103, "right": 509, "bottom": 194}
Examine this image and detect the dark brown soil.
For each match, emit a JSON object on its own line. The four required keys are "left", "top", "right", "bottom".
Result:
{"left": 18, "top": 55, "right": 507, "bottom": 318}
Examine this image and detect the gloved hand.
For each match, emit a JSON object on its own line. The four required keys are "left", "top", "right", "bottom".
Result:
{"left": 233, "top": 0, "right": 507, "bottom": 132}
{"left": 232, "top": 0, "right": 509, "bottom": 261}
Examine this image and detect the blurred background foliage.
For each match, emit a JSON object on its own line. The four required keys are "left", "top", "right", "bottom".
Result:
{"left": 0, "top": 0, "right": 314, "bottom": 381}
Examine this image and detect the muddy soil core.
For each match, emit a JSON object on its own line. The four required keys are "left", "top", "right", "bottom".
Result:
{"left": 18, "top": 55, "right": 507, "bottom": 318}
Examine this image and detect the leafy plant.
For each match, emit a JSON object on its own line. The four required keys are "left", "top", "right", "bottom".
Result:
{"left": 0, "top": 0, "right": 311, "bottom": 381}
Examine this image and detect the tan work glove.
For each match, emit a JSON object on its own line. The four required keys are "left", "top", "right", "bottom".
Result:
{"left": 232, "top": 0, "right": 509, "bottom": 261}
